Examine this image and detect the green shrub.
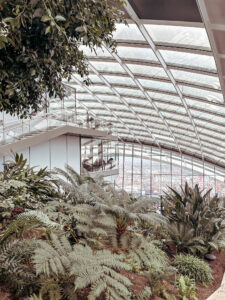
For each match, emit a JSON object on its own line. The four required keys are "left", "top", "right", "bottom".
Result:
{"left": 174, "top": 254, "right": 212, "bottom": 285}
{"left": 163, "top": 183, "right": 225, "bottom": 255}
{"left": 176, "top": 275, "right": 198, "bottom": 300}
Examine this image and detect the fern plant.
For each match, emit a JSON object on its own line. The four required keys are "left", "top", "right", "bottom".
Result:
{"left": 174, "top": 254, "right": 212, "bottom": 285}
{"left": 176, "top": 275, "right": 198, "bottom": 300}
{"left": 0, "top": 210, "right": 62, "bottom": 244}
{"left": 55, "top": 164, "right": 166, "bottom": 243}
{"left": 33, "top": 233, "right": 132, "bottom": 300}
{"left": 0, "top": 239, "right": 37, "bottom": 297}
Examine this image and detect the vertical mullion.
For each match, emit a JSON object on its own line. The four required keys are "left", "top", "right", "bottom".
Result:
{"left": 170, "top": 151, "right": 172, "bottom": 188}
{"left": 160, "top": 148, "right": 162, "bottom": 195}
{"left": 131, "top": 144, "right": 134, "bottom": 194}
{"left": 122, "top": 143, "right": 125, "bottom": 190}
{"left": 150, "top": 147, "right": 152, "bottom": 197}
{"left": 181, "top": 154, "right": 183, "bottom": 187}
{"left": 141, "top": 145, "right": 143, "bottom": 195}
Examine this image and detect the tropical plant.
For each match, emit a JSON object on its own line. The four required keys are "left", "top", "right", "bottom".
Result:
{"left": 163, "top": 182, "right": 225, "bottom": 255}
{"left": 0, "top": 153, "right": 58, "bottom": 228}
{"left": 55, "top": 164, "right": 166, "bottom": 242}
{"left": 33, "top": 233, "right": 132, "bottom": 300}
{"left": 176, "top": 275, "right": 198, "bottom": 300}
{"left": 174, "top": 254, "right": 212, "bottom": 285}
{"left": 0, "top": 239, "right": 37, "bottom": 297}
{"left": 0, "top": 0, "right": 125, "bottom": 116}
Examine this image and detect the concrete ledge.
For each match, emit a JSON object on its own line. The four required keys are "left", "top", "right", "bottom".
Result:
{"left": 207, "top": 272, "right": 225, "bottom": 300}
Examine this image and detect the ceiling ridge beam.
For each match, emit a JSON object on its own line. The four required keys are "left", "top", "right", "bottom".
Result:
{"left": 125, "top": 0, "right": 204, "bottom": 157}
{"left": 88, "top": 70, "right": 221, "bottom": 93}
{"left": 88, "top": 56, "right": 218, "bottom": 76}
{"left": 103, "top": 45, "right": 182, "bottom": 153}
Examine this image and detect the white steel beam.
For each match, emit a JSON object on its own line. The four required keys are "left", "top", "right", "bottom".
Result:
{"left": 125, "top": 0, "right": 204, "bottom": 157}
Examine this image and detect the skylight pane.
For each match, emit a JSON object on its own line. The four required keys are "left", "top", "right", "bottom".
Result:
{"left": 180, "top": 85, "right": 223, "bottom": 103}
{"left": 117, "top": 46, "right": 157, "bottom": 61}
{"left": 144, "top": 25, "right": 211, "bottom": 49}
{"left": 138, "top": 78, "right": 176, "bottom": 93}
{"left": 160, "top": 50, "right": 216, "bottom": 71}
{"left": 90, "top": 61, "right": 126, "bottom": 73}
{"left": 171, "top": 69, "right": 221, "bottom": 90}
{"left": 113, "top": 23, "right": 145, "bottom": 41}
{"left": 127, "top": 64, "right": 168, "bottom": 79}
{"left": 103, "top": 75, "right": 136, "bottom": 87}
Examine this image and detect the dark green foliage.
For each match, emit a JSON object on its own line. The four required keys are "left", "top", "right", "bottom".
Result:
{"left": 163, "top": 182, "right": 225, "bottom": 255}
{"left": 0, "top": 153, "right": 58, "bottom": 227}
{"left": 174, "top": 254, "right": 212, "bottom": 285}
{"left": 0, "top": 0, "right": 125, "bottom": 116}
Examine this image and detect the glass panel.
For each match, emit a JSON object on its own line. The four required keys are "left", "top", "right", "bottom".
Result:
{"left": 79, "top": 45, "right": 111, "bottom": 57}
{"left": 144, "top": 25, "right": 210, "bottom": 49}
{"left": 127, "top": 64, "right": 168, "bottom": 79}
{"left": 115, "top": 87, "right": 145, "bottom": 97}
{"left": 90, "top": 61, "right": 126, "bottom": 73}
{"left": 180, "top": 85, "right": 223, "bottom": 103}
{"left": 113, "top": 23, "right": 145, "bottom": 41}
{"left": 160, "top": 50, "right": 216, "bottom": 71}
{"left": 117, "top": 46, "right": 158, "bottom": 61}
{"left": 138, "top": 78, "right": 176, "bottom": 93}
{"left": 171, "top": 69, "right": 221, "bottom": 90}
{"left": 147, "top": 91, "right": 181, "bottom": 104}
{"left": 103, "top": 75, "right": 136, "bottom": 86}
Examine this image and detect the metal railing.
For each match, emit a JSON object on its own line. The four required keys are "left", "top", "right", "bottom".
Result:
{"left": 0, "top": 109, "right": 116, "bottom": 147}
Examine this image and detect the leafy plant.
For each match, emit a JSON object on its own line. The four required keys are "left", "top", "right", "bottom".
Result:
{"left": 174, "top": 254, "right": 212, "bottom": 285}
{"left": 176, "top": 275, "right": 198, "bottom": 300}
{"left": 33, "top": 233, "right": 132, "bottom": 300}
{"left": 0, "top": 153, "right": 58, "bottom": 228}
{"left": 0, "top": 239, "right": 37, "bottom": 297}
{"left": 163, "top": 183, "right": 225, "bottom": 255}
{"left": 0, "top": 0, "right": 125, "bottom": 116}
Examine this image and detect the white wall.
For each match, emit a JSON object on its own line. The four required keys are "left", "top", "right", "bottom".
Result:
{"left": 0, "top": 135, "right": 81, "bottom": 174}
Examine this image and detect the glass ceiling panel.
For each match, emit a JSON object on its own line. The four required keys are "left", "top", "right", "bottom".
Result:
{"left": 124, "top": 97, "right": 150, "bottom": 107}
{"left": 161, "top": 111, "right": 190, "bottom": 122}
{"left": 79, "top": 45, "right": 111, "bottom": 58}
{"left": 191, "top": 110, "right": 225, "bottom": 123}
{"left": 134, "top": 106, "right": 155, "bottom": 113}
{"left": 115, "top": 87, "right": 145, "bottom": 98}
{"left": 138, "top": 78, "right": 176, "bottom": 93}
{"left": 160, "top": 50, "right": 216, "bottom": 71}
{"left": 155, "top": 103, "right": 186, "bottom": 114}
{"left": 195, "top": 120, "right": 224, "bottom": 132}
{"left": 88, "top": 85, "right": 113, "bottom": 94}
{"left": 179, "top": 85, "right": 223, "bottom": 103}
{"left": 103, "top": 75, "right": 136, "bottom": 87}
{"left": 99, "top": 95, "right": 121, "bottom": 103}
{"left": 147, "top": 91, "right": 181, "bottom": 104}
{"left": 113, "top": 23, "right": 145, "bottom": 41}
{"left": 171, "top": 69, "right": 221, "bottom": 90}
{"left": 117, "top": 46, "right": 158, "bottom": 61}
{"left": 90, "top": 61, "right": 126, "bottom": 73}
{"left": 127, "top": 64, "right": 168, "bottom": 79}
{"left": 144, "top": 25, "right": 210, "bottom": 49}
{"left": 185, "top": 99, "right": 225, "bottom": 113}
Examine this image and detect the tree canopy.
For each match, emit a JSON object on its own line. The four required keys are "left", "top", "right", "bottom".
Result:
{"left": 0, "top": 0, "right": 125, "bottom": 117}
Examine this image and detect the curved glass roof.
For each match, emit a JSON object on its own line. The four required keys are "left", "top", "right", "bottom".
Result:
{"left": 50, "top": 9, "right": 225, "bottom": 168}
